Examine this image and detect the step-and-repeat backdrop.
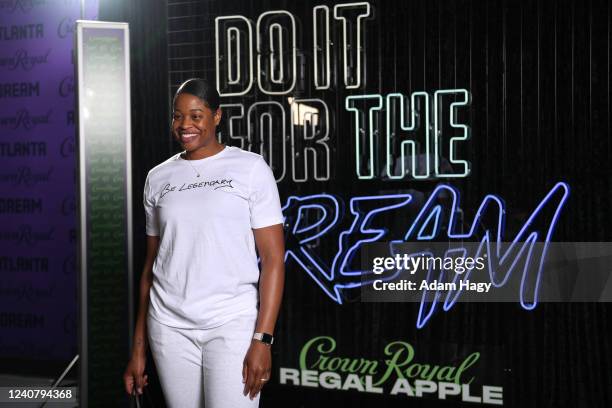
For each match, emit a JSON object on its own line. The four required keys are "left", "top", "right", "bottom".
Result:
{"left": 0, "top": 0, "right": 98, "bottom": 363}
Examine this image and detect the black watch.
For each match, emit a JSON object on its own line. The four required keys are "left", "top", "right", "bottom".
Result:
{"left": 252, "top": 332, "right": 274, "bottom": 345}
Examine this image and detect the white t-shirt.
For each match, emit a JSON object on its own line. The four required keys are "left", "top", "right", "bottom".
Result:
{"left": 143, "top": 145, "right": 284, "bottom": 329}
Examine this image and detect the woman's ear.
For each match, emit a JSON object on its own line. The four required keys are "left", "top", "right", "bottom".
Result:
{"left": 214, "top": 107, "right": 222, "bottom": 126}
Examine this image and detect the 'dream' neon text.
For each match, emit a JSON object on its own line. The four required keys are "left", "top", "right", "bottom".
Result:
{"left": 215, "top": 2, "right": 471, "bottom": 181}
{"left": 278, "top": 182, "right": 570, "bottom": 328}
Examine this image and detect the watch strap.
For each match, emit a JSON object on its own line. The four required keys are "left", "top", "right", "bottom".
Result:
{"left": 252, "top": 332, "right": 274, "bottom": 345}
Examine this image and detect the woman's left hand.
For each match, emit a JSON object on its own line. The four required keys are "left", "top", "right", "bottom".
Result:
{"left": 242, "top": 340, "right": 272, "bottom": 400}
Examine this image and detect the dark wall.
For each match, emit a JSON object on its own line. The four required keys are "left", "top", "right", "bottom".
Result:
{"left": 102, "top": 1, "right": 612, "bottom": 407}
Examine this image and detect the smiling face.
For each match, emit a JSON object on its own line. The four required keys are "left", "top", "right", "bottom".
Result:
{"left": 171, "top": 92, "right": 222, "bottom": 156}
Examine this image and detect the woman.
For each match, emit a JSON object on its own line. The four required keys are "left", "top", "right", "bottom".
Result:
{"left": 123, "top": 78, "right": 285, "bottom": 407}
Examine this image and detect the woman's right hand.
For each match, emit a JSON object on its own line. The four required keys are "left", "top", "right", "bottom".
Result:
{"left": 123, "top": 352, "right": 148, "bottom": 395}
{"left": 126, "top": 234, "right": 158, "bottom": 395}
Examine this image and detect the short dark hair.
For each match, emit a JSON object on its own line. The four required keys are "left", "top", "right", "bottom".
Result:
{"left": 173, "top": 78, "right": 220, "bottom": 111}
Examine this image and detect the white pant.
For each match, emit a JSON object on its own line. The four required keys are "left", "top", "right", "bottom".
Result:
{"left": 147, "top": 310, "right": 260, "bottom": 408}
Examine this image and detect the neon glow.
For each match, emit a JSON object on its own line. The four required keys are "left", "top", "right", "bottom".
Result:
{"left": 227, "top": 27, "right": 241, "bottom": 85}
{"left": 347, "top": 91, "right": 472, "bottom": 180}
{"left": 346, "top": 94, "right": 383, "bottom": 179}
{"left": 219, "top": 99, "right": 332, "bottom": 182}
{"left": 215, "top": 15, "right": 254, "bottom": 96}
{"left": 289, "top": 98, "right": 331, "bottom": 182}
{"left": 256, "top": 10, "right": 297, "bottom": 95}
{"left": 216, "top": 2, "right": 370, "bottom": 93}
{"left": 333, "top": 2, "right": 371, "bottom": 89}
{"left": 433, "top": 89, "right": 471, "bottom": 177}
{"left": 215, "top": 5, "right": 470, "bottom": 182}
{"left": 385, "top": 92, "right": 431, "bottom": 179}
{"left": 218, "top": 103, "right": 247, "bottom": 149}
{"left": 246, "top": 101, "right": 287, "bottom": 181}
{"left": 281, "top": 183, "right": 570, "bottom": 328}
{"left": 313, "top": 5, "right": 331, "bottom": 90}
{"left": 403, "top": 182, "right": 570, "bottom": 327}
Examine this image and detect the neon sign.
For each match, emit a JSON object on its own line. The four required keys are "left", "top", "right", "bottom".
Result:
{"left": 212, "top": 3, "right": 570, "bottom": 330}
{"left": 347, "top": 89, "right": 471, "bottom": 179}
{"left": 215, "top": 3, "right": 371, "bottom": 96}
{"left": 214, "top": 15, "right": 254, "bottom": 97}
{"left": 256, "top": 10, "right": 297, "bottom": 95}
{"left": 215, "top": 2, "right": 471, "bottom": 181}
{"left": 281, "top": 182, "right": 570, "bottom": 328}
{"left": 279, "top": 336, "right": 504, "bottom": 405}
{"left": 219, "top": 98, "right": 332, "bottom": 182}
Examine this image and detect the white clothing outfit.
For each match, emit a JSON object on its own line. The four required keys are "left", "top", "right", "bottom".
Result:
{"left": 144, "top": 145, "right": 284, "bottom": 329}
{"left": 147, "top": 309, "right": 259, "bottom": 408}
{"left": 143, "top": 145, "right": 284, "bottom": 407}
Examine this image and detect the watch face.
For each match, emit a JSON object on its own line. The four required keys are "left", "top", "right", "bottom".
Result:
{"left": 261, "top": 333, "right": 274, "bottom": 344}
{"left": 254, "top": 332, "right": 274, "bottom": 344}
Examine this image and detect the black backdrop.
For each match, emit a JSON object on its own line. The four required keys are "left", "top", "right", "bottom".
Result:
{"left": 100, "top": 1, "right": 612, "bottom": 407}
